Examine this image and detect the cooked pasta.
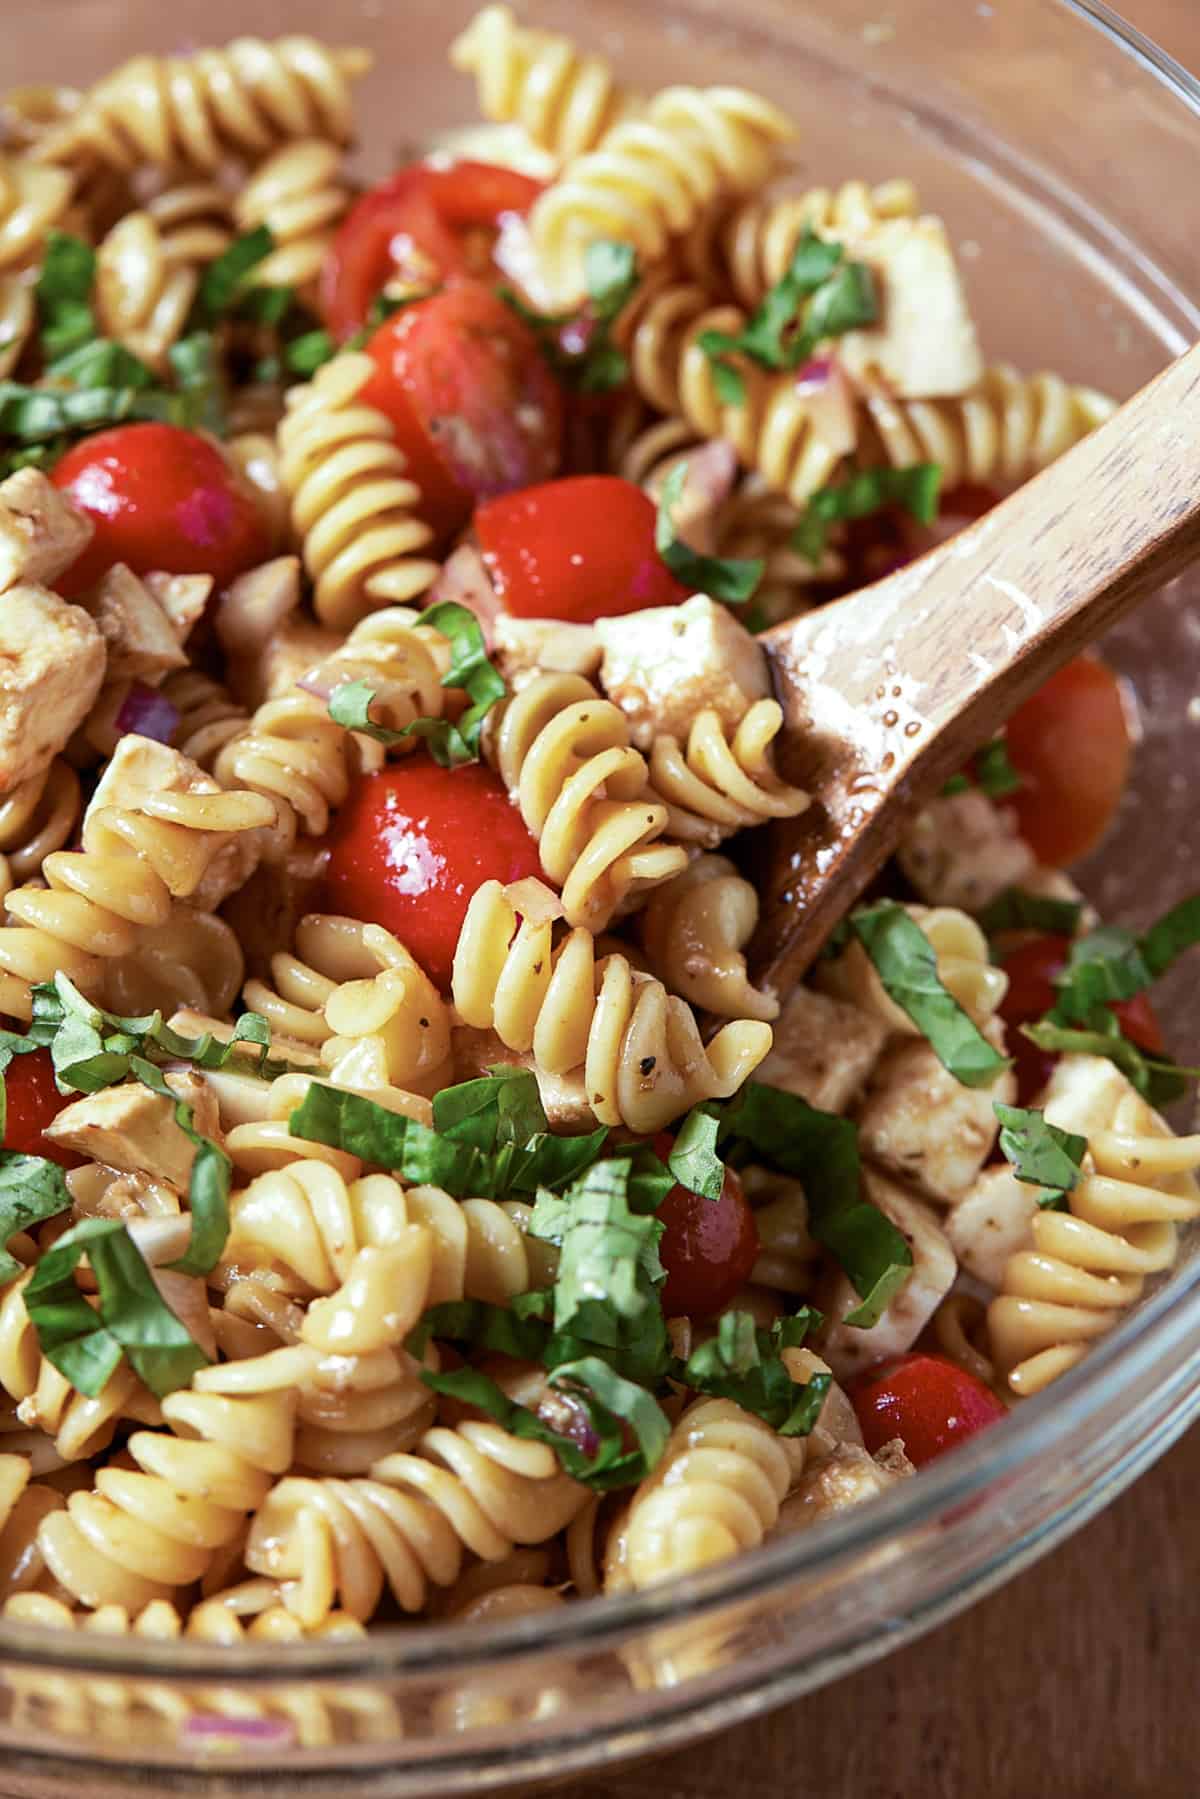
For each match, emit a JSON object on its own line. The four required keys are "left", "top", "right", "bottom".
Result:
{"left": 94, "top": 183, "right": 233, "bottom": 370}
{"left": 233, "top": 140, "right": 352, "bottom": 292}
{"left": 862, "top": 364, "right": 1118, "bottom": 489}
{"left": 529, "top": 87, "right": 795, "bottom": 306}
{"left": 489, "top": 670, "right": 689, "bottom": 930}
{"left": 639, "top": 853, "right": 778, "bottom": 1021}
{"left": 647, "top": 701, "right": 810, "bottom": 849}
{"left": 278, "top": 353, "right": 442, "bottom": 629}
{"left": 450, "top": 4, "right": 633, "bottom": 163}
{"left": 0, "top": 271, "right": 35, "bottom": 378}
{"left": 31, "top": 39, "right": 372, "bottom": 172}
{"left": 454, "top": 878, "right": 772, "bottom": 1131}
{"left": 0, "top": 152, "right": 74, "bottom": 269}
{"left": 816, "top": 904, "right": 1007, "bottom": 1031}
{"left": 0, "top": 757, "right": 81, "bottom": 894}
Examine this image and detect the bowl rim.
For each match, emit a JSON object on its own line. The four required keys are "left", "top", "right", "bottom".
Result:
{"left": 4, "top": 0, "right": 1200, "bottom": 1691}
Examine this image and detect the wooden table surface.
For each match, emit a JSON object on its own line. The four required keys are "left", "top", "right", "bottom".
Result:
{"left": 564, "top": 5, "right": 1200, "bottom": 1795}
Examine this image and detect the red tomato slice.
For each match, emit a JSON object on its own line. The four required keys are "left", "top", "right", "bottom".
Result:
{"left": 652, "top": 1137, "right": 759, "bottom": 1319}
{"left": 52, "top": 423, "right": 270, "bottom": 597}
{"left": 360, "top": 282, "right": 563, "bottom": 544}
{"left": 998, "top": 933, "right": 1166, "bottom": 1103}
{"left": 475, "top": 476, "right": 690, "bottom": 623}
{"left": 1004, "top": 653, "right": 1132, "bottom": 867}
{"left": 4, "top": 1047, "right": 81, "bottom": 1170}
{"left": 321, "top": 759, "right": 542, "bottom": 992}
{"left": 321, "top": 161, "right": 543, "bottom": 340}
{"left": 848, "top": 1352, "right": 1006, "bottom": 1467}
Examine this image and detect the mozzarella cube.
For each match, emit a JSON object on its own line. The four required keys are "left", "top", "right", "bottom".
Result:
{"left": 856, "top": 1019, "right": 1015, "bottom": 1204}
{"left": 839, "top": 215, "right": 984, "bottom": 398}
{"left": 77, "top": 563, "right": 188, "bottom": 682}
{"left": 0, "top": 584, "right": 105, "bottom": 793}
{"left": 0, "top": 469, "right": 93, "bottom": 594}
{"left": 756, "top": 984, "right": 887, "bottom": 1116}
{"left": 595, "top": 593, "right": 770, "bottom": 751}
{"left": 817, "top": 1169, "right": 957, "bottom": 1379}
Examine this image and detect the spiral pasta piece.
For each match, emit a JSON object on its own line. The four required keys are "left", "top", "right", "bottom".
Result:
{"left": 0, "top": 757, "right": 81, "bottom": 894}
{"left": 742, "top": 1164, "right": 818, "bottom": 1295}
{"left": 489, "top": 671, "right": 688, "bottom": 931}
{"left": 646, "top": 700, "right": 809, "bottom": 850}
{"left": 679, "top": 178, "right": 920, "bottom": 305}
{"left": 94, "top": 181, "right": 233, "bottom": 369}
{"left": 530, "top": 86, "right": 794, "bottom": 305}
{"left": 862, "top": 363, "right": 1118, "bottom": 490}
{"left": 815, "top": 903, "right": 1008, "bottom": 1031}
{"left": 234, "top": 139, "right": 352, "bottom": 290}
{"left": 278, "top": 353, "right": 441, "bottom": 630}
{"left": 640, "top": 854, "right": 778, "bottom": 1021}
{"left": 0, "top": 782, "right": 274, "bottom": 1020}
{"left": 453, "top": 879, "right": 772, "bottom": 1133}
{"left": 615, "top": 275, "right": 848, "bottom": 504}
{"left": 101, "top": 910, "right": 248, "bottom": 1020}
{"left": 245, "top": 1416, "right": 588, "bottom": 1623}
{"left": 988, "top": 1060, "right": 1200, "bottom": 1397}
{"left": 163, "top": 670, "right": 250, "bottom": 770}
{"left": 32, "top": 39, "right": 372, "bottom": 173}
{"left": 0, "top": 151, "right": 75, "bottom": 268}
{"left": 0, "top": 270, "right": 35, "bottom": 377}
{"left": 449, "top": 4, "right": 635, "bottom": 162}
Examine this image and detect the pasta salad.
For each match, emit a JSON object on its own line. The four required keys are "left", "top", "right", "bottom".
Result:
{"left": 0, "top": 2, "right": 1194, "bottom": 1683}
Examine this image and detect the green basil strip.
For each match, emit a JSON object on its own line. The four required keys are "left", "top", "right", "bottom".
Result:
{"left": 994, "top": 1101, "right": 1087, "bottom": 1211}
{"left": 850, "top": 901, "right": 1010, "bottom": 1088}
{"left": 668, "top": 1105, "right": 724, "bottom": 1200}
{"left": 1139, "top": 894, "right": 1200, "bottom": 981}
{"left": 192, "top": 225, "right": 275, "bottom": 325}
{"left": 792, "top": 462, "right": 942, "bottom": 567}
{"left": 45, "top": 338, "right": 157, "bottom": 391}
{"left": 655, "top": 462, "right": 764, "bottom": 603}
{"left": 287, "top": 1080, "right": 489, "bottom": 1195}
{"left": 681, "top": 1309, "right": 828, "bottom": 1434}
{"left": 129, "top": 1059, "right": 231, "bottom": 1277}
{"left": 1022, "top": 1019, "right": 1197, "bottom": 1109}
{"left": 529, "top": 1157, "right": 665, "bottom": 1349}
{"left": 24, "top": 1216, "right": 210, "bottom": 1398}
{"left": 168, "top": 330, "right": 225, "bottom": 434}
{"left": 0, "top": 1153, "right": 72, "bottom": 1283}
{"left": 36, "top": 232, "right": 97, "bottom": 359}
{"left": 978, "top": 889, "right": 1084, "bottom": 938}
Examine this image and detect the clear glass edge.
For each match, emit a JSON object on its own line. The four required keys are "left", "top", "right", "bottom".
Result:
{"left": 0, "top": 0, "right": 1196, "bottom": 1695}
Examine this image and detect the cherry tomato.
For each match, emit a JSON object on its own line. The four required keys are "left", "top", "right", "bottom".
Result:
{"left": 999, "top": 933, "right": 1166, "bottom": 1103}
{"left": 1004, "top": 654, "right": 1132, "bottom": 867}
{"left": 848, "top": 1352, "right": 1006, "bottom": 1467}
{"left": 475, "top": 476, "right": 690, "bottom": 623}
{"left": 3, "top": 1048, "right": 81, "bottom": 1170}
{"left": 652, "top": 1136, "right": 759, "bottom": 1319}
{"left": 937, "top": 482, "right": 1003, "bottom": 526}
{"left": 321, "top": 759, "right": 542, "bottom": 991}
{"left": 321, "top": 161, "right": 543, "bottom": 340}
{"left": 52, "top": 423, "right": 270, "bottom": 597}
{"left": 360, "top": 282, "right": 563, "bottom": 543}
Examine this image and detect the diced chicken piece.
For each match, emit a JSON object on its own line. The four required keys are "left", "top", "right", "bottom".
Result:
{"left": 856, "top": 1018, "right": 1014, "bottom": 1205}
{"left": 1041, "top": 1054, "right": 1200, "bottom": 1201}
{"left": 774, "top": 1439, "right": 914, "bottom": 1536}
{"left": 897, "top": 789, "right": 1037, "bottom": 914}
{"left": 0, "top": 468, "right": 93, "bottom": 594}
{"left": 595, "top": 593, "right": 770, "bottom": 752}
{"left": 0, "top": 583, "right": 105, "bottom": 792}
{"left": 76, "top": 563, "right": 188, "bottom": 683}
{"left": 780, "top": 1344, "right": 864, "bottom": 1465}
{"left": 228, "top": 611, "right": 340, "bottom": 709}
{"left": 839, "top": 215, "right": 983, "bottom": 398}
{"left": 87, "top": 734, "right": 264, "bottom": 909}
{"left": 756, "top": 984, "right": 887, "bottom": 1115}
{"left": 817, "top": 1169, "right": 957, "bottom": 1380}
{"left": 143, "top": 571, "right": 213, "bottom": 645}
{"left": 945, "top": 1165, "right": 1038, "bottom": 1290}
{"left": 45, "top": 1071, "right": 221, "bottom": 1190}
{"left": 215, "top": 555, "right": 303, "bottom": 662}
{"left": 493, "top": 616, "right": 602, "bottom": 681}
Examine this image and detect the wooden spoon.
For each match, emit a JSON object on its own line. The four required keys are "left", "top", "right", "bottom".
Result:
{"left": 750, "top": 342, "right": 1200, "bottom": 995}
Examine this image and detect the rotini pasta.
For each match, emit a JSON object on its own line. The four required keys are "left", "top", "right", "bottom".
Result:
{"left": 816, "top": 904, "right": 1008, "bottom": 1031}
{"left": 647, "top": 701, "right": 810, "bottom": 849}
{"left": 639, "top": 853, "right": 778, "bottom": 1021}
{"left": 0, "top": 756, "right": 81, "bottom": 895}
{"left": 233, "top": 139, "right": 352, "bottom": 292}
{"left": 0, "top": 152, "right": 74, "bottom": 269}
{"left": 449, "top": 4, "right": 635, "bottom": 162}
{"left": 95, "top": 181, "right": 233, "bottom": 369}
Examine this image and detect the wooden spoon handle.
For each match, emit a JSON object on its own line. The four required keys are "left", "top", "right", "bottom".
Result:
{"left": 754, "top": 340, "right": 1200, "bottom": 988}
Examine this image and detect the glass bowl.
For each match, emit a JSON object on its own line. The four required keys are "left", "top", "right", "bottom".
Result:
{"left": 2, "top": 0, "right": 1199, "bottom": 1791}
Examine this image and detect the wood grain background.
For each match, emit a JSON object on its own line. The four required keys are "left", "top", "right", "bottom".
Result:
{"left": 563, "top": 5, "right": 1200, "bottom": 1795}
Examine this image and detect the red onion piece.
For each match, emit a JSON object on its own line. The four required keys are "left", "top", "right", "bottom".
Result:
{"left": 116, "top": 683, "right": 180, "bottom": 746}
{"left": 428, "top": 542, "right": 504, "bottom": 647}
{"left": 538, "top": 1387, "right": 600, "bottom": 1460}
{"left": 183, "top": 1715, "right": 297, "bottom": 1748}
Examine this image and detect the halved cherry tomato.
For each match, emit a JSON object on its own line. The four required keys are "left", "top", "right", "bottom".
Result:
{"left": 1004, "top": 654, "right": 1132, "bottom": 867}
{"left": 475, "top": 476, "right": 690, "bottom": 623}
{"left": 652, "top": 1134, "right": 760, "bottom": 1319}
{"left": 998, "top": 932, "right": 1166, "bottom": 1104}
{"left": 848, "top": 1351, "right": 1006, "bottom": 1467}
{"left": 52, "top": 423, "right": 270, "bottom": 597}
{"left": 3, "top": 1048, "right": 82, "bottom": 1170}
{"left": 360, "top": 282, "right": 563, "bottom": 543}
{"left": 321, "top": 759, "right": 542, "bottom": 992}
{"left": 321, "top": 161, "right": 544, "bottom": 340}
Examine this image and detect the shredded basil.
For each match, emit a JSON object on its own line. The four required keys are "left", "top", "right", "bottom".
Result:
{"left": 35, "top": 232, "right": 97, "bottom": 360}
{"left": 849, "top": 901, "right": 1010, "bottom": 1088}
{"left": 529, "top": 1157, "right": 667, "bottom": 1372}
{"left": 24, "top": 1216, "right": 211, "bottom": 1398}
{"left": 44, "top": 338, "right": 156, "bottom": 392}
{"left": 0, "top": 1154, "right": 72, "bottom": 1283}
{"left": 681, "top": 1309, "right": 829, "bottom": 1434}
{"left": 792, "top": 463, "right": 942, "bottom": 567}
{"left": 191, "top": 226, "right": 276, "bottom": 326}
{"left": 667, "top": 1104, "right": 725, "bottom": 1200}
{"left": 285, "top": 328, "right": 338, "bottom": 376}
{"left": 499, "top": 238, "right": 638, "bottom": 393}
{"left": 1022, "top": 1017, "right": 1196, "bottom": 1109}
{"left": 977, "top": 889, "right": 1085, "bottom": 939}
{"left": 655, "top": 462, "right": 764, "bottom": 604}
{"left": 168, "top": 330, "right": 225, "bottom": 434}
{"left": 994, "top": 1101, "right": 1087, "bottom": 1212}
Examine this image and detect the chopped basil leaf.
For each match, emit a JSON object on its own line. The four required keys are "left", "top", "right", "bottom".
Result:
{"left": 699, "top": 226, "right": 878, "bottom": 404}
{"left": 1139, "top": 894, "right": 1200, "bottom": 981}
{"left": 792, "top": 463, "right": 942, "bottom": 567}
{"left": 994, "top": 1101, "right": 1086, "bottom": 1211}
{"left": 849, "top": 901, "right": 1010, "bottom": 1088}
{"left": 717, "top": 1081, "right": 912, "bottom": 1329}
{"left": 234, "top": 284, "right": 295, "bottom": 327}
{"left": 329, "top": 598, "right": 507, "bottom": 768}
{"left": 973, "top": 737, "right": 1022, "bottom": 798}
{"left": 667, "top": 1104, "right": 724, "bottom": 1200}
{"left": 0, "top": 1153, "right": 71, "bottom": 1283}
{"left": 407, "top": 1296, "right": 550, "bottom": 1363}
{"left": 191, "top": 225, "right": 275, "bottom": 326}
{"left": 499, "top": 240, "right": 637, "bottom": 394}
{"left": 681, "top": 1309, "right": 829, "bottom": 1435}
{"left": 1050, "top": 925, "right": 1150, "bottom": 1025}
{"left": 978, "top": 889, "right": 1085, "bottom": 938}
{"left": 24, "top": 1216, "right": 210, "bottom": 1398}
{"left": 36, "top": 232, "right": 97, "bottom": 359}
{"left": 433, "top": 1066, "right": 608, "bottom": 1197}
{"left": 584, "top": 239, "right": 639, "bottom": 321}
{"left": 285, "top": 328, "right": 338, "bottom": 376}
{"left": 1022, "top": 1018, "right": 1197, "bottom": 1109}
{"left": 167, "top": 331, "right": 225, "bottom": 434}
{"left": 655, "top": 462, "right": 764, "bottom": 604}
{"left": 45, "top": 338, "right": 156, "bottom": 392}
{"left": 128, "top": 1058, "right": 231, "bottom": 1277}
{"left": 529, "top": 1158, "right": 665, "bottom": 1361}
